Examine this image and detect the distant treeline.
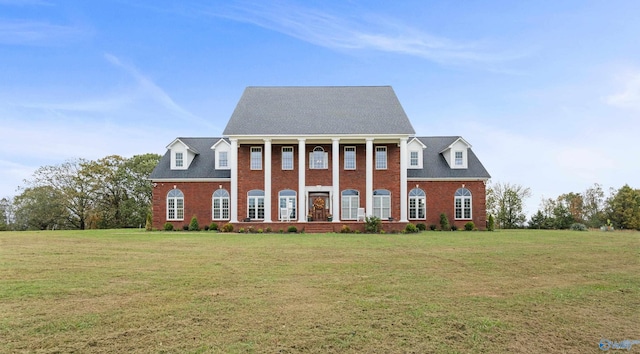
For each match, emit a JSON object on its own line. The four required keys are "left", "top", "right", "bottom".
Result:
{"left": 0, "top": 154, "right": 161, "bottom": 231}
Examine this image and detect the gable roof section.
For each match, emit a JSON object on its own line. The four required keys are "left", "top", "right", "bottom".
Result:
{"left": 223, "top": 86, "right": 416, "bottom": 136}
{"left": 408, "top": 136, "right": 491, "bottom": 180}
{"left": 167, "top": 138, "right": 200, "bottom": 154}
{"left": 149, "top": 137, "right": 230, "bottom": 180}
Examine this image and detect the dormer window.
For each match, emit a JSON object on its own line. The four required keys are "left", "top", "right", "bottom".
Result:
{"left": 407, "top": 138, "right": 426, "bottom": 169}
{"left": 455, "top": 151, "right": 463, "bottom": 166}
{"left": 212, "top": 139, "right": 231, "bottom": 170}
{"left": 168, "top": 138, "right": 198, "bottom": 170}
{"left": 410, "top": 151, "right": 419, "bottom": 167}
{"left": 175, "top": 152, "right": 184, "bottom": 167}
{"left": 218, "top": 151, "right": 228, "bottom": 168}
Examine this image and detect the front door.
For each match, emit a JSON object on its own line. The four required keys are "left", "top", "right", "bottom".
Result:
{"left": 309, "top": 192, "right": 329, "bottom": 221}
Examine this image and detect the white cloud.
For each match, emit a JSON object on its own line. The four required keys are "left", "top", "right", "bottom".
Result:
{"left": 206, "top": 1, "right": 521, "bottom": 65}
{"left": 0, "top": 19, "right": 88, "bottom": 45}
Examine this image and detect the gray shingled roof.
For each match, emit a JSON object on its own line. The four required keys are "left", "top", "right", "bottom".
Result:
{"left": 149, "top": 138, "right": 230, "bottom": 179}
{"left": 223, "top": 86, "right": 416, "bottom": 136}
{"left": 150, "top": 136, "right": 490, "bottom": 180}
{"left": 407, "top": 137, "right": 491, "bottom": 179}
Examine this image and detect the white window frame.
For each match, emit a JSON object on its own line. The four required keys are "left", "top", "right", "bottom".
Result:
{"left": 309, "top": 146, "right": 328, "bottom": 169}
{"left": 212, "top": 189, "right": 230, "bottom": 220}
{"left": 278, "top": 190, "right": 297, "bottom": 220}
{"left": 218, "top": 151, "right": 228, "bottom": 169}
{"left": 341, "top": 189, "right": 359, "bottom": 220}
{"left": 344, "top": 146, "right": 356, "bottom": 170}
{"left": 375, "top": 146, "right": 387, "bottom": 170}
{"left": 175, "top": 152, "right": 184, "bottom": 168}
{"left": 282, "top": 147, "right": 294, "bottom": 170}
{"left": 250, "top": 147, "right": 262, "bottom": 170}
{"left": 455, "top": 151, "right": 463, "bottom": 166}
{"left": 167, "top": 189, "right": 184, "bottom": 221}
{"left": 410, "top": 151, "right": 419, "bottom": 167}
{"left": 454, "top": 188, "right": 472, "bottom": 220}
{"left": 409, "top": 188, "right": 426, "bottom": 220}
{"left": 373, "top": 189, "right": 391, "bottom": 219}
{"left": 247, "top": 190, "right": 265, "bottom": 220}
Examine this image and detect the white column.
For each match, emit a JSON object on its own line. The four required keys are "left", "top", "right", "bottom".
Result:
{"left": 331, "top": 138, "right": 340, "bottom": 222}
{"left": 264, "top": 138, "right": 272, "bottom": 222}
{"left": 298, "top": 138, "right": 306, "bottom": 222}
{"left": 230, "top": 138, "right": 238, "bottom": 223}
{"left": 365, "top": 137, "right": 374, "bottom": 217}
{"left": 399, "top": 137, "right": 408, "bottom": 222}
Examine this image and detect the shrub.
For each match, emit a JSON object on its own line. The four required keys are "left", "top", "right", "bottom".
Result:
{"left": 464, "top": 221, "right": 475, "bottom": 231}
{"left": 145, "top": 213, "right": 152, "bottom": 231}
{"left": 439, "top": 213, "right": 450, "bottom": 231}
{"left": 257, "top": 228, "right": 263, "bottom": 234}
{"left": 238, "top": 227, "right": 245, "bottom": 233}
{"left": 209, "top": 222, "right": 218, "bottom": 231}
{"left": 222, "top": 223, "right": 234, "bottom": 232}
{"left": 163, "top": 222, "right": 174, "bottom": 231}
{"left": 416, "top": 223, "right": 427, "bottom": 231}
{"left": 265, "top": 227, "right": 272, "bottom": 233}
{"left": 182, "top": 224, "right": 189, "bottom": 231}
{"left": 451, "top": 225, "right": 458, "bottom": 231}
{"left": 340, "top": 225, "right": 351, "bottom": 234}
{"left": 365, "top": 216, "right": 382, "bottom": 233}
{"left": 287, "top": 226, "right": 298, "bottom": 233}
{"left": 189, "top": 216, "right": 200, "bottom": 231}
{"left": 203, "top": 225, "right": 210, "bottom": 231}
{"left": 247, "top": 226, "right": 255, "bottom": 233}
{"left": 405, "top": 223, "right": 418, "bottom": 233}
{"left": 429, "top": 224, "right": 437, "bottom": 231}
{"left": 487, "top": 214, "right": 495, "bottom": 231}
{"left": 570, "top": 223, "right": 588, "bottom": 231}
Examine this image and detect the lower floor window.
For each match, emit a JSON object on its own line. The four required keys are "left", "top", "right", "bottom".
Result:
{"left": 167, "top": 189, "right": 184, "bottom": 220}
{"left": 373, "top": 189, "right": 391, "bottom": 219}
{"left": 248, "top": 190, "right": 265, "bottom": 220}
{"left": 341, "top": 189, "right": 359, "bottom": 220}
{"left": 279, "top": 190, "right": 297, "bottom": 220}
{"left": 409, "top": 188, "right": 426, "bottom": 219}
{"left": 455, "top": 188, "right": 472, "bottom": 219}
{"left": 212, "top": 189, "right": 230, "bottom": 220}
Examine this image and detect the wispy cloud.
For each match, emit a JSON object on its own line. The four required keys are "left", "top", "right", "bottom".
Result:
{"left": 0, "top": 19, "right": 87, "bottom": 45}
{"left": 205, "top": 1, "right": 520, "bottom": 65}
{"left": 103, "top": 53, "right": 213, "bottom": 128}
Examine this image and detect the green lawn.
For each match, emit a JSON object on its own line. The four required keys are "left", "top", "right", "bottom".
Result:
{"left": 0, "top": 229, "right": 638, "bottom": 353}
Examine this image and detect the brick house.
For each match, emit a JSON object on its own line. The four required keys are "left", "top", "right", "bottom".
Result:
{"left": 149, "top": 86, "right": 491, "bottom": 232}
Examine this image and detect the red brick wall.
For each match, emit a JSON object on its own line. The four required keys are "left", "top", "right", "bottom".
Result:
{"left": 152, "top": 181, "right": 230, "bottom": 230}
{"left": 152, "top": 143, "right": 487, "bottom": 231}
{"left": 407, "top": 180, "right": 487, "bottom": 230}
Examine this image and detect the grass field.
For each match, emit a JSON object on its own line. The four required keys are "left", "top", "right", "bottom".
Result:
{"left": 0, "top": 229, "right": 638, "bottom": 353}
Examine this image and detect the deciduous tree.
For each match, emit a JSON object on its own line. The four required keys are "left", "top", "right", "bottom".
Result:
{"left": 487, "top": 182, "right": 531, "bottom": 229}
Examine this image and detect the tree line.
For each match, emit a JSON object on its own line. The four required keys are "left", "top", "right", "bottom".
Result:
{"left": 0, "top": 154, "right": 161, "bottom": 231}
{"left": 487, "top": 182, "right": 640, "bottom": 230}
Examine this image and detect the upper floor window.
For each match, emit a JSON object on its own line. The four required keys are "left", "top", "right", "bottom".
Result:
{"left": 250, "top": 147, "right": 262, "bottom": 170}
{"left": 410, "top": 151, "right": 419, "bottom": 167}
{"left": 175, "top": 152, "right": 184, "bottom": 168}
{"left": 212, "top": 189, "right": 230, "bottom": 220}
{"left": 376, "top": 146, "right": 387, "bottom": 169}
{"left": 310, "top": 146, "right": 328, "bottom": 169}
{"left": 344, "top": 146, "right": 356, "bottom": 170}
{"left": 455, "top": 151, "right": 463, "bottom": 166}
{"left": 218, "top": 151, "right": 228, "bottom": 168}
{"left": 282, "top": 147, "right": 294, "bottom": 170}
{"left": 167, "top": 189, "right": 184, "bottom": 220}
{"left": 454, "top": 188, "right": 472, "bottom": 219}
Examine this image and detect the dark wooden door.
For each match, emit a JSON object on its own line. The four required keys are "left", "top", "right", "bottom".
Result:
{"left": 309, "top": 193, "right": 329, "bottom": 221}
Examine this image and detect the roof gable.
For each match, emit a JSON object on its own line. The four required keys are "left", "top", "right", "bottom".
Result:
{"left": 223, "top": 86, "right": 416, "bottom": 136}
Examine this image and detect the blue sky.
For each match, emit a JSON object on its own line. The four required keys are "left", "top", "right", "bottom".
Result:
{"left": 1, "top": 0, "right": 639, "bottom": 215}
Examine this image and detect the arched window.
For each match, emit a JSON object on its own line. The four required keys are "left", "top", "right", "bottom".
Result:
{"left": 373, "top": 189, "right": 391, "bottom": 219}
{"left": 310, "top": 146, "right": 328, "bottom": 169}
{"left": 454, "top": 188, "right": 472, "bottom": 219}
{"left": 279, "top": 190, "right": 297, "bottom": 220}
{"left": 247, "top": 190, "right": 265, "bottom": 220}
{"left": 167, "top": 189, "right": 184, "bottom": 220}
{"left": 212, "top": 189, "right": 230, "bottom": 220}
{"left": 409, "top": 188, "right": 426, "bottom": 219}
{"left": 341, "top": 189, "right": 359, "bottom": 220}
